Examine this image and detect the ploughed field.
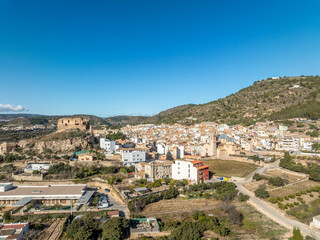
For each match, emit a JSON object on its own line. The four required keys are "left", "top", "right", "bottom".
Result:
{"left": 203, "top": 159, "right": 258, "bottom": 178}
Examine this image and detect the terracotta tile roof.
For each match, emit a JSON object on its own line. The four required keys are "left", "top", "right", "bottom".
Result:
{"left": 197, "top": 165, "right": 209, "bottom": 170}
{"left": 6, "top": 233, "right": 20, "bottom": 239}
{"left": 1, "top": 223, "right": 28, "bottom": 229}
{"left": 191, "top": 160, "right": 202, "bottom": 164}
{"left": 108, "top": 210, "right": 119, "bottom": 216}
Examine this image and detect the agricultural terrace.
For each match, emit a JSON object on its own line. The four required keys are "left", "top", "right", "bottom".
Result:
{"left": 268, "top": 185, "right": 320, "bottom": 224}
{"left": 141, "top": 197, "right": 289, "bottom": 239}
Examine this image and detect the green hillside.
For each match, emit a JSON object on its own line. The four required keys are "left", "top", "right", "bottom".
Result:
{"left": 108, "top": 75, "right": 320, "bottom": 126}
{"left": 2, "top": 76, "right": 320, "bottom": 127}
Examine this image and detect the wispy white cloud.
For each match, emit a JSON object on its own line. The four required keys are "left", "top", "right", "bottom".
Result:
{"left": 0, "top": 103, "right": 28, "bottom": 112}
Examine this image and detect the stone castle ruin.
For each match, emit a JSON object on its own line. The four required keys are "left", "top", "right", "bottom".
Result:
{"left": 57, "top": 117, "right": 91, "bottom": 132}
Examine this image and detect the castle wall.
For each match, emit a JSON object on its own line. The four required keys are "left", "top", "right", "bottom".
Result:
{"left": 57, "top": 118, "right": 90, "bottom": 132}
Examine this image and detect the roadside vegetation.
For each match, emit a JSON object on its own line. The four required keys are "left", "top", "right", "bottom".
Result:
{"left": 280, "top": 152, "right": 320, "bottom": 181}
{"left": 45, "top": 162, "right": 134, "bottom": 181}
{"left": 65, "top": 214, "right": 129, "bottom": 240}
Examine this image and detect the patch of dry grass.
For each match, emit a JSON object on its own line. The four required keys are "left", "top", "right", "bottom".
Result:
{"left": 203, "top": 159, "right": 258, "bottom": 178}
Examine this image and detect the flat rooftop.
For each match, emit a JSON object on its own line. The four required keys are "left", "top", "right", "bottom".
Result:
{"left": 0, "top": 185, "right": 86, "bottom": 199}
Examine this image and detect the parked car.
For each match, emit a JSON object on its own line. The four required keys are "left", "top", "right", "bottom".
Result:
{"left": 105, "top": 188, "right": 110, "bottom": 193}
{"left": 98, "top": 195, "right": 109, "bottom": 209}
{"left": 98, "top": 201, "right": 109, "bottom": 209}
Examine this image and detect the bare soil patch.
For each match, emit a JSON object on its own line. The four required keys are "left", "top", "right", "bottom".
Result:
{"left": 141, "top": 197, "right": 221, "bottom": 222}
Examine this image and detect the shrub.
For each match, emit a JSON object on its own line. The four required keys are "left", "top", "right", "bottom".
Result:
{"left": 269, "top": 198, "right": 279, "bottom": 204}
{"left": 268, "top": 177, "right": 286, "bottom": 187}
{"left": 203, "top": 193, "right": 211, "bottom": 199}
{"left": 254, "top": 188, "right": 269, "bottom": 198}
{"left": 277, "top": 197, "right": 284, "bottom": 202}
{"left": 253, "top": 173, "right": 263, "bottom": 181}
{"left": 238, "top": 193, "right": 249, "bottom": 202}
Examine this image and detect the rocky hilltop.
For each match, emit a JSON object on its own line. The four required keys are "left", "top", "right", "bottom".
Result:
{"left": 17, "top": 131, "right": 92, "bottom": 155}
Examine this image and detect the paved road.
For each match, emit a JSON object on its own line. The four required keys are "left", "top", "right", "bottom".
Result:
{"left": 243, "top": 160, "right": 280, "bottom": 183}
{"left": 236, "top": 161, "right": 320, "bottom": 239}
{"left": 105, "top": 192, "right": 129, "bottom": 217}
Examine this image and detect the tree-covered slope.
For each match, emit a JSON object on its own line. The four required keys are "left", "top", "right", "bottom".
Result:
{"left": 141, "top": 75, "right": 320, "bottom": 125}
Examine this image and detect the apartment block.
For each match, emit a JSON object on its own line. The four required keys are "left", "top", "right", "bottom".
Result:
{"left": 100, "top": 138, "right": 116, "bottom": 153}
{"left": 145, "top": 160, "right": 172, "bottom": 181}
{"left": 172, "top": 159, "right": 209, "bottom": 183}
{"left": 121, "top": 148, "right": 146, "bottom": 166}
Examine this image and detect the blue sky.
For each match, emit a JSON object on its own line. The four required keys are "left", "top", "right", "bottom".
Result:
{"left": 1, "top": 0, "right": 320, "bottom": 116}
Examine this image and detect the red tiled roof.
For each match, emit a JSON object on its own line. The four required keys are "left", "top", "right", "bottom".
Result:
{"left": 6, "top": 233, "right": 20, "bottom": 240}
{"left": 1, "top": 223, "right": 27, "bottom": 230}
{"left": 197, "top": 165, "right": 209, "bottom": 170}
{"left": 191, "top": 160, "right": 202, "bottom": 164}
{"left": 108, "top": 210, "right": 119, "bottom": 216}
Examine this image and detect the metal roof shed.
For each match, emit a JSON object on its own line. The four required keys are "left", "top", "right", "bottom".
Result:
{"left": 12, "top": 197, "right": 33, "bottom": 207}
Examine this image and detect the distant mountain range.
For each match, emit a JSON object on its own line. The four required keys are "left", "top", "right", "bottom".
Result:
{"left": 2, "top": 75, "right": 320, "bottom": 127}
{"left": 0, "top": 114, "right": 41, "bottom": 120}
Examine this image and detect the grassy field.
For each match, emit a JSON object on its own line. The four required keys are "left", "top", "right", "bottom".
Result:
{"left": 202, "top": 159, "right": 258, "bottom": 178}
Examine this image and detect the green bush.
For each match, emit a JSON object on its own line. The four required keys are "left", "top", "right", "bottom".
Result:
{"left": 253, "top": 173, "right": 263, "bottom": 181}
{"left": 254, "top": 188, "right": 269, "bottom": 198}
{"left": 269, "top": 198, "right": 279, "bottom": 204}
{"left": 238, "top": 193, "right": 250, "bottom": 202}
{"left": 268, "top": 177, "right": 285, "bottom": 187}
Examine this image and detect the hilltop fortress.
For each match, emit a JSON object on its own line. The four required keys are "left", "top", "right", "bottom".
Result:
{"left": 57, "top": 117, "right": 91, "bottom": 132}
